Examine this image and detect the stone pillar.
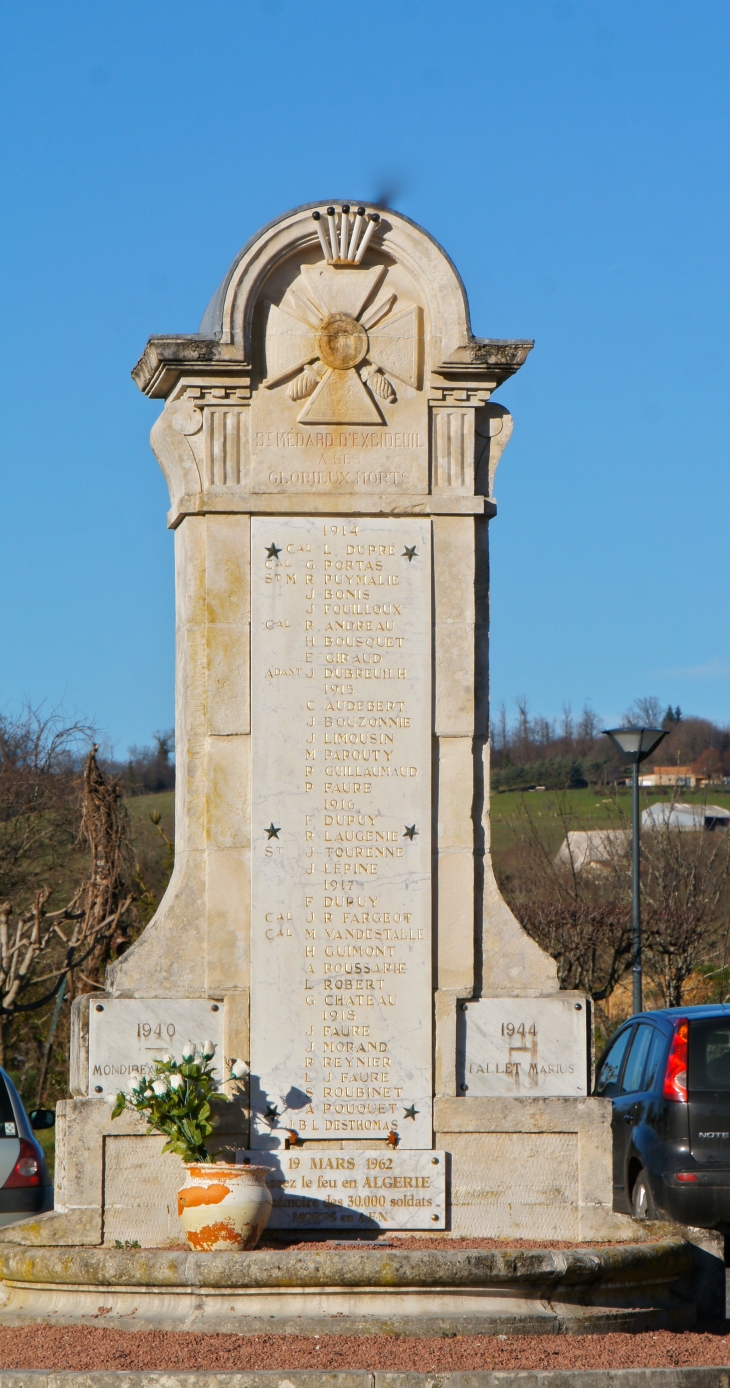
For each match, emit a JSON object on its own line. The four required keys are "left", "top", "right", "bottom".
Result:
{"left": 0, "top": 203, "right": 628, "bottom": 1247}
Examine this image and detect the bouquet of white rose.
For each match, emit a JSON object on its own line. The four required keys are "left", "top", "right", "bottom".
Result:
{"left": 110, "top": 1041, "right": 249, "bottom": 1164}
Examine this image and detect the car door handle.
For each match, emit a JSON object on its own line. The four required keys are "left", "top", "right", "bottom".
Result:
{"left": 624, "top": 1112, "right": 635, "bottom": 1123}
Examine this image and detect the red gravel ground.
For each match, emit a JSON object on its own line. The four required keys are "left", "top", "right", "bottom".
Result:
{"left": 1, "top": 1329, "right": 730, "bottom": 1372}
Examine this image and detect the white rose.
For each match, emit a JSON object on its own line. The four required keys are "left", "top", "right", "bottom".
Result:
{"left": 161, "top": 1054, "right": 172, "bottom": 1064}
{"left": 169, "top": 1073, "right": 184, "bottom": 1090}
{"left": 231, "top": 1059, "right": 249, "bottom": 1079}
{"left": 127, "top": 1075, "right": 142, "bottom": 1094}
{"left": 103, "top": 1093, "right": 117, "bottom": 1106}
{"left": 202, "top": 1040, "right": 216, "bottom": 1058}
{"left": 181, "top": 1042, "right": 195, "bottom": 1060}
{"left": 151, "top": 1079, "right": 167, "bottom": 1097}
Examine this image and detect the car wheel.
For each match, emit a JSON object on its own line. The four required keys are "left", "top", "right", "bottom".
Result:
{"left": 632, "top": 1169, "right": 656, "bottom": 1221}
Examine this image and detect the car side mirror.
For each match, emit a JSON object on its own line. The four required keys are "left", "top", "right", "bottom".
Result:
{"left": 28, "top": 1108, "right": 55, "bottom": 1130}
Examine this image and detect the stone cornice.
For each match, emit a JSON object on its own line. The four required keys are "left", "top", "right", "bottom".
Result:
{"left": 131, "top": 336, "right": 252, "bottom": 399}
{"left": 166, "top": 490, "right": 497, "bottom": 529}
{"left": 132, "top": 334, "right": 533, "bottom": 401}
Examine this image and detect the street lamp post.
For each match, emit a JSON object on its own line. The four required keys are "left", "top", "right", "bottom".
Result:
{"left": 603, "top": 726, "right": 669, "bottom": 1014}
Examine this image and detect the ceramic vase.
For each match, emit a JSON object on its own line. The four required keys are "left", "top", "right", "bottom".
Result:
{"left": 177, "top": 1162, "right": 272, "bottom": 1251}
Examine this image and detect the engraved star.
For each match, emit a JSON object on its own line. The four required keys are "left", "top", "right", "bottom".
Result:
{"left": 266, "top": 543, "right": 282, "bottom": 559}
{"left": 403, "top": 546, "right": 418, "bottom": 562}
{"left": 264, "top": 1105, "right": 280, "bottom": 1123}
{"left": 403, "top": 1105, "right": 419, "bottom": 1120}
{"left": 265, "top": 823, "right": 281, "bottom": 839}
{"left": 403, "top": 825, "right": 418, "bottom": 840}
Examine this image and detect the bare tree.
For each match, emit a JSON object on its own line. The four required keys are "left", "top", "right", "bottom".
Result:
{"left": 492, "top": 701, "right": 509, "bottom": 755}
{"left": 624, "top": 696, "right": 663, "bottom": 728}
{"left": 577, "top": 704, "right": 600, "bottom": 744}
{"left": 642, "top": 822, "right": 730, "bottom": 1007}
{"left": 515, "top": 696, "right": 530, "bottom": 759}
{"left": 498, "top": 794, "right": 633, "bottom": 1020}
{"left": 0, "top": 746, "right": 140, "bottom": 1068}
{"left": 518, "top": 896, "right": 632, "bottom": 1004}
{"left": 0, "top": 706, "right": 90, "bottom": 909}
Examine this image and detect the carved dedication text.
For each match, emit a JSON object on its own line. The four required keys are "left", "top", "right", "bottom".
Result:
{"left": 250, "top": 517, "right": 432, "bottom": 1147}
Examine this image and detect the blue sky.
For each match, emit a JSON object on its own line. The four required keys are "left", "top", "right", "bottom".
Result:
{"left": 1, "top": 1, "right": 728, "bottom": 755}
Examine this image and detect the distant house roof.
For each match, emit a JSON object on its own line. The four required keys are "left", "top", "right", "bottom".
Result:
{"left": 642, "top": 803, "right": 730, "bottom": 831}
{"left": 650, "top": 766, "right": 694, "bottom": 776}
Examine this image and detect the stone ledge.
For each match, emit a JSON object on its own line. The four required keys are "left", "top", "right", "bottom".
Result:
{"left": 0, "top": 1210, "right": 101, "bottom": 1247}
{"left": 166, "top": 494, "right": 496, "bottom": 527}
{"left": 0, "top": 1237, "right": 695, "bottom": 1289}
{"left": 0, "top": 1237, "right": 718, "bottom": 1333}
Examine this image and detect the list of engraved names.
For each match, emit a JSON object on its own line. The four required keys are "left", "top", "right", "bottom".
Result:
{"left": 250, "top": 517, "right": 432, "bottom": 1148}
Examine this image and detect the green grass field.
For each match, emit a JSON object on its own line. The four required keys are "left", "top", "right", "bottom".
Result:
{"left": 490, "top": 786, "right": 730, "bottom": 863}
{"left": 124, "top": 783, "right": 730, "bottom": 867}
{"left": 126, "top": 789, "right": 175, "bottom": 837}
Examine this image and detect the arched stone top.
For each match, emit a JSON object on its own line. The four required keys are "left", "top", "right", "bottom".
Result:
{"left": 199, "top": 201, "right": 474, "bottom": 365}
{"left": 130, "top": 201, "right": 532, "bottom": 522}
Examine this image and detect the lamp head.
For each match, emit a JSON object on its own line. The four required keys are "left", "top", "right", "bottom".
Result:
{"left": 603, "top": 726, "right": 668, "bottom": 765}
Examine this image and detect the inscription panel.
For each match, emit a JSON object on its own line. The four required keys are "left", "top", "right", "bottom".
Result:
{"left": 456, "top": 997, "right": 588, "bottom": 1098}
{"left": 88, "top": 999, "right": 225, "bottom": 1098}
{"left": 249, "top": 426, "right": 428, "bottom": 494}
{"left": 250, "top": 517, "right": 432, "bottom": 1148}
{"left": 236, "top": 1148, "right": 445, "bottom": 1229}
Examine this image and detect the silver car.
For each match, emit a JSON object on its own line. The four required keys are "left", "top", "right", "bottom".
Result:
{"left": 0, "top": 1068, "right": 53, "bottom": 1227}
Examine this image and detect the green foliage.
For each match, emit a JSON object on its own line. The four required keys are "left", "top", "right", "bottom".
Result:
{"left": 491, "top": 757, "right": 587, "bottom": 793}
{"left": 111, "top": 1044, "right": 238, "bottom": 1164}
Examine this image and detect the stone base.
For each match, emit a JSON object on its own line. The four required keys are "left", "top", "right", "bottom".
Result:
{"left": 435, "top": 1095, "right": 638, "bottom": 1241}
{"left": 2, "top": 1093, "right": 641, "bottom": 1248}
{"left": 0, "top": 1238, "right": 722, "bottom": 1335}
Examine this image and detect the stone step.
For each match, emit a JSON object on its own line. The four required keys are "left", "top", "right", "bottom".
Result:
{"left": 0, "top": 1237, "right": 722, "bottom": 1334}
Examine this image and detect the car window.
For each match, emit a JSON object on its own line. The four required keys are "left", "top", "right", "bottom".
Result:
{"left": 0, "top": 1075, "right": 17, "bottom": 1136}
{"left": 689, "top": 1018, "right": 730, "bottom": 1091}
{"left": 642, "top": 1027, "right": 667, "bottom": 1092}
{"left": 620, "top": 1023, "right": 655, "bottom": 1094}
{"left": 595, "top": 1027, "right": 633, "bottom": 1097}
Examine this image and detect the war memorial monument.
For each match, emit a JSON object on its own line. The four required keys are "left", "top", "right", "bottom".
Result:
{"left": 0, "top": 202, "right": 717, "bottom": 1333}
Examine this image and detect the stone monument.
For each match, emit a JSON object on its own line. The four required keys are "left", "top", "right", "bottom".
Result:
{"left": 5, "top": 201, "right": 630, "bottom": 1247}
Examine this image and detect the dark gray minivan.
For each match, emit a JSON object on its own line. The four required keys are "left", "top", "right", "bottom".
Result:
{"left": 595, "top": 1004, "right": 730, "bottom": 1230}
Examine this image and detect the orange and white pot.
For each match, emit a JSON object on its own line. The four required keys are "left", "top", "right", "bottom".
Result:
{"left": 177, "top": 1162, "right": 272, "bottom": 1251}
